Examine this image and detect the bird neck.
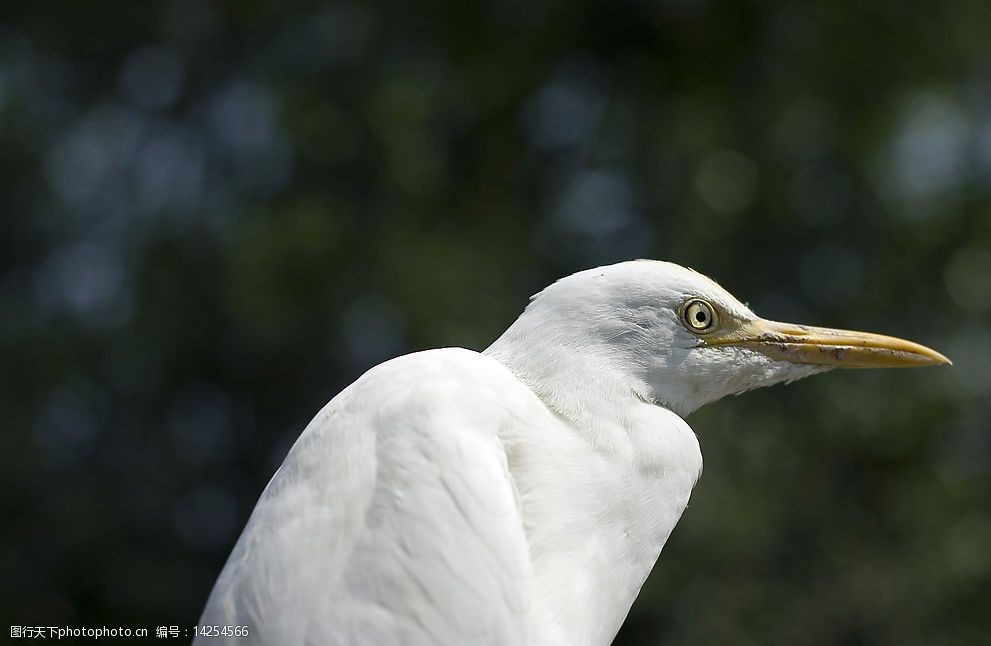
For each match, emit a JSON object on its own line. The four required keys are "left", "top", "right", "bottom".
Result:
{"left": 484, "top": 325, "right": 651, "bottom": 435}
{"left": 484, "top": 325, "right": 702, "bottom": 646}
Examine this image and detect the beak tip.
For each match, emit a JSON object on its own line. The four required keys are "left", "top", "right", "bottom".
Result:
{"left": 923, "top": 347, "right": 952, "bottom": 367}
{"left": 916, "top": 350, "right": 951, "bottom": 367}
{"left": 907, "top": 347, "right": 950, "bottom": 367}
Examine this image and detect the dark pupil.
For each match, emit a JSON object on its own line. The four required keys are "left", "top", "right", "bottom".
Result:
{"left": 695, "top": 310, "right": 707, "bottom": 323}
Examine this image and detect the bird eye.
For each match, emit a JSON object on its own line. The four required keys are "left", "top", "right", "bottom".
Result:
{"left": 683, "top": 299, "right": 717, "bottom": 332}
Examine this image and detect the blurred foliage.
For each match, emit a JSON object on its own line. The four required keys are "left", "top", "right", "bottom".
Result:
{"left": 2, "top": 0, "right": 990, "bottom": 644}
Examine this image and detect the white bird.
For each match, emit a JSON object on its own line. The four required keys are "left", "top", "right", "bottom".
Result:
{"left": 196, "top": 260, "right": 948, "bottom": 646}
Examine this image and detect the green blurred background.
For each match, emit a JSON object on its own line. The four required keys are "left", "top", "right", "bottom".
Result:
{"left": 2, "top": 1, "right": 989, "bottom": 644}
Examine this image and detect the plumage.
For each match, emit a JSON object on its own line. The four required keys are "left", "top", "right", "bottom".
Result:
{"left": 196, "top": 260, "right": 948, "bottom": 646}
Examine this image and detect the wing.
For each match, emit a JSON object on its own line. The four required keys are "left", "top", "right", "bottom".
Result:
{"left": 196, "top": 349, "right": 533, "bottom": 646}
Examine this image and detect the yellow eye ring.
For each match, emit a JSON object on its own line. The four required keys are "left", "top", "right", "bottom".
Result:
{"left": 682, "top": 299, "right": 717, "bottom": 332}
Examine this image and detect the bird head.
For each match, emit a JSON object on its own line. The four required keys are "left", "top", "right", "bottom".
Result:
{"left": 490, "top": 260, "right": 950, "bottom": 418}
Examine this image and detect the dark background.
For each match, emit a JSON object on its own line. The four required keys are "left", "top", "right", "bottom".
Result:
{"left": 2, "top": 1, "right": 990, "bottom": 644}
